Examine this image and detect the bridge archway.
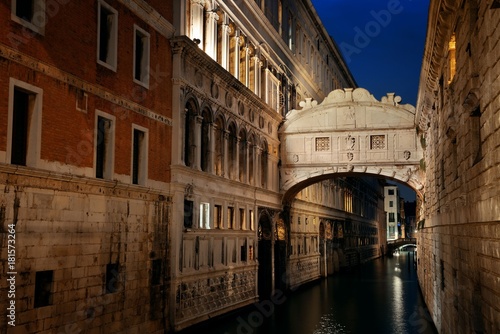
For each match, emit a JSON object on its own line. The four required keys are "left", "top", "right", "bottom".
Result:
{"left": 280, "top": 88, "right": 425, "bottom": 202}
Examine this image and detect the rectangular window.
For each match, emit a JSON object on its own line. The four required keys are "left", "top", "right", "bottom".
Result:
{"left": 11, "top": 89, "right": 30, "bottom": 166}
{"left": 315, "top": 137, "right": 330, "bottom": 151}
{"left": 239, "top": 208, "right": 246, "bottom": 230}
{"left": 287, "top": 12, "right": 294, "bottom": 50}
{"left": 184, "top": 200, "right": 193, "bottom": 228}
{"left": 132, "top": 127, "right": 147, "bottom": 185}
{"left": 389, "top": 201, "right": 393, "bottom": 207}
{"left": 240, "top": 240, "right": 247, "bottom": 262}
{"left": 105, "top": 263, "right": 120, "bottom": 293}
{"left": 8, "top": 79, "right": 42, "bottom": 167}
{"left": 227, "top": 206, "right": 234, "bottom": 229}
{"left": 95, "top": 114, "right": 114, "bottom": 179}
{"left": 388, "top": 189, "right": 394, "bottom": 195}
{"left": 214, "top": 204, "right": 222, "bottom": 229}
{"left": 34, "top": 270, "right": 53, "bottom": 308}
{"left": 389, "top": 212, "right": 395, "bottom": 222}
{"left": 133, "top": 25, "right": 150, "bottom": 87}
{"left": 249, "top": 209, "right": 254, "bottom": 230}
{"left": 370, "top": 135, "right": 385, "bottom": 150}
{"left": 11, "top": 0, "right": 45, "bottom": 34}
{"left": 97, "top": 0, "right": 118, "bottom": 70}
{"left": 199, "top": 202, "right": 210, "bottom": 229}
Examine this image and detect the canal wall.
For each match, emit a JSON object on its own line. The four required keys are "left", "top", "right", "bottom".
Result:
{"left": 0, "top": 169, "right": 171, "bottom": 333}
{"left": 416, "top": 0, "right": 500, "bottom": 332}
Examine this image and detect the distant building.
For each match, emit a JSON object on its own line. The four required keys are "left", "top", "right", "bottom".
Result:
{"left": 384, "top": 186, "right": 400, "bottom": 240}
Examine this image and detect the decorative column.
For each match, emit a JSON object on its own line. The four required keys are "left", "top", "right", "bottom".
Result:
{"left": 234, "top": 137, "right": 240, "bottom": 181}
{"left": 256, "top": 146, "right": 262, "bottom": 188}
{"left": 194, "top": 115, "right": 203, "bottom": 170}
{"left": 253, "top": 52, "right": 262, "bottom": 97}
{"left": 233, "top": 31, "right": 241, "bottom": 79}
{"left": 181, "top": 108, "right": 189, "bottom": 166}
{"left": 208, "top": 122, "right": 215, "bottom": 174}
{"left": 223, "top": 130, "right": 229, "bottom": 178}
{"left": 245, "top": 44, "right": 251, "bottom": 88}
{"left": 205, "top": 9, "right": 219, "bottom": 60}
{"left": 221, "top": 15, "right": 231, "bottom": 71}
{"left": 171, "top": 43, "right": 185, "bottom": 166}
{"left": 190, "top": 0, "right": 205, "bottom": 46}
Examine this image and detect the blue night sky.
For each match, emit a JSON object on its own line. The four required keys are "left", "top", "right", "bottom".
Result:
{"left": 311, "top": 0, "right": 430, "bottom": 106}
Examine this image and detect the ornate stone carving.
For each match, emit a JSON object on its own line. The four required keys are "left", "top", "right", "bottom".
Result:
{"left": 225, "top": 92, "right": 233, "bottom": 108}
{"left": 211, "top": 81, "right": 219, "bottom": 99}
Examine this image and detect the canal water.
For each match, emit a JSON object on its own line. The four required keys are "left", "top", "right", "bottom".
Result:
{"left": 181, "top": 251, "right": 437, "bottom": 334}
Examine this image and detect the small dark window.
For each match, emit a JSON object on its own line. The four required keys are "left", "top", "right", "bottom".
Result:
{"left": 99, "top": 6, "right": 112, "bottom": 63}
{"left": 96, "top": 116, "right": 112, "bottom": 179}
{"left": 151, "top": 259, "right": 161, "bottom": 286}
{"left": 11, "top": 89, "right": 30, "bottom": 166}
{"left": 34, "top": 270, "right": 53, "bottom": 308}
{"left": 184, "top": 200, "right": 193, "bottom": 228}
{"left": 16, "top": 0, "right": 34, "bottom": 22}
{"left": 240, "top": 244, "right": 247, "bottom": 262}
{"left": 105, "top": 263, "right": 120, "bottom": 293}
{"left": 388, "top": 189, "right": 394, "bottom": 195}
{"left": 132, "top": 129, "right": 144, "bottom": 184}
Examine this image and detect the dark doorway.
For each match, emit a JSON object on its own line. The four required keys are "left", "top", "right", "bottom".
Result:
{"left": 258, "top": 215, "right": 272, "bottom": 300}
{"left": 274, "top": 218, "right": 287, "bottom": 292}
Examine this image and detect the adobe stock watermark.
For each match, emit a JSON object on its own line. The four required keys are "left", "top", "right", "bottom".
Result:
{"left": 340, "top": 0, "right": 406, "bottom": 63}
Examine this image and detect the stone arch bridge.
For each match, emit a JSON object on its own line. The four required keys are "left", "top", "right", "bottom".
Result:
{"left": 280, "top": 87, "right": 424, "bottom": 203}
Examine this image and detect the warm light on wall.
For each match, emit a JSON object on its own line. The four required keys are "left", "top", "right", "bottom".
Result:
{"left": 448, "top": 34, "right": 456, "bottom": 83}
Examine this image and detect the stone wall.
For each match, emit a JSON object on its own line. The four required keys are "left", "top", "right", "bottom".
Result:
{"left": 416, "top": 1, "right": 500, "bottom": 332}
{"left": 0, "top": 168, "right": 171, "bottom": 333}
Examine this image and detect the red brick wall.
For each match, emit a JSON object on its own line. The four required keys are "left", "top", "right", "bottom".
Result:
{"left": 0, "top": 0, "right": 172, "bottom": 183}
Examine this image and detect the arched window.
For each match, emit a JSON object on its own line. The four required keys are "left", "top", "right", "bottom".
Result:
{"left": 238, "top": 128, "right": 247, "bottom": 182}
{"left": 227, "top": 122, "right": 237, "bottom": 179}
{"left": 184, "top": 99, "right": 197, "bottom": 167}
{"left": 200, "top": 108, "right": 211, "bottom": 172}
{"left": 214, "top": 116, "right": 224, "bottom": 176}
{"left": 260, "top": 139, "right": 268, "bottom": 188}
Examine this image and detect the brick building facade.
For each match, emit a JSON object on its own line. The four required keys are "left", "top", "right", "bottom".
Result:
{"left": 0, "top": 1, "right": 174, "bottom": 332}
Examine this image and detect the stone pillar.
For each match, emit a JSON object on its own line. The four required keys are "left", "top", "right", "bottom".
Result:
{"left": 171, "top": 43, "right": 185, "bottom": 167}
{"left": 223, "top": 130, "right": 229, "bottom": 178}
{"left": 207, "top": 122, "right": 215, "bottom": 174}
{"left": 221, "top": 15, "right": 230, "bottom": 71}
{"left": 245, "top": 45, "right": 251, "bottom": 88}
{"left": 205, "top": 10, "right": 219, "bottom": 60}
{"left": 234, "top": 137, "right": 240, "bottom": 181}
{"left": 253, "top": 53, "right": 262, "bottom": 97}
{"left": 194, "top": 115, "right": 203, "bottom": 170}
{"left": 233, "top": 31, "right": 241, "bottom": 79}
{"left": 190, "top": 0, "right": 205, "bottom": 46}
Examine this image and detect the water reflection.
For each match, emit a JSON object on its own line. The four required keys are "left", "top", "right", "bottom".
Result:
{"left": 180, "top": 252, "right": 437, "bottom": 334}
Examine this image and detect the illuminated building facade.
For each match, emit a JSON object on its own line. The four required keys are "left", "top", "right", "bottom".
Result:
{"left": 168, "top": 0, "right": 379, "bottom": 331}
{"left": 416, "top": 0, "right": 500, "bottom": 332}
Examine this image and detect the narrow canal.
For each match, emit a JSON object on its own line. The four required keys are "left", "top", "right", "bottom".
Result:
{"left": 181, "top": 251, "right": 438, "bottom": 334}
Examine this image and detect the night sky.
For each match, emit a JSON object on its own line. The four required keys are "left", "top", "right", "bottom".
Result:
{"left": 311, "top": 0, "right": 430, "bottom": 106}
